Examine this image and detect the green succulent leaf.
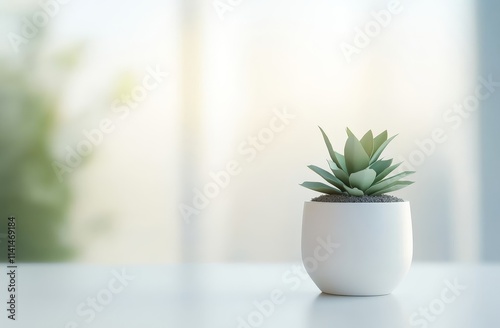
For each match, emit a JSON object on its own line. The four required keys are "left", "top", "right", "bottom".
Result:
{"left": 343, "top": 185, "right": 364, "bottom": 196}
{"left": 370, "top": 159, "right": 393, "bottom": 175}
{"left": 374, "top": 162, "right": 401, "bottom": 183}
{"left": 360, "top": 130, "right": 374, "bottom": 157}
{"left": 308, "top": 165, "right": 344, "bottom": 189}
{"left": 370, "top": 134, "right": 397, "bottom": 164}
{"left": 300, "top": 181, "right": 343, "bottom": 195}
{"left": 373, "top": 130, "right": 388, "bottom": 154}
{"left": 371, "top": 181, "right": 414, "bottom": 196}
{"left": 327, "top": 160, "right": 350, "bottom": 186}
{"left": 344, "top": 136, "right": 370, "bottom": 173}
{"left": 349, "top": 168, "right": 377, "bottom": 191}
{"left": 366, "top": 171, "right": 415, "bottom": 195}
{"left": 327, "top": 159, "right": 339, "bottom": 170}
{"left": 334, "top": 151, "right": 348, "bottom": 172}
{"left": 346, "top": 127, "right": 357, "bottom": 139}
{"left": 319, "top": 127, "right": 343, "bottom": 170}
{"left": 302, "top": 127, "right": 415, "bottom": 197}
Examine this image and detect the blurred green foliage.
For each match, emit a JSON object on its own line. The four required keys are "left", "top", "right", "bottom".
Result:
{"left": 0, "top": 8, "right": 85, "bottom": 261}
{"left": 0, "top": 64, "right": 74, "bottom": 262}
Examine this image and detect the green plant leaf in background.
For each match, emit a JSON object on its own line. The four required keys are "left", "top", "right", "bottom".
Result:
{"left": 0, "top": 12, "right": 86, "bottom": 261}
{"left": 0, "top": 66, "right": 74, "bottom": 262}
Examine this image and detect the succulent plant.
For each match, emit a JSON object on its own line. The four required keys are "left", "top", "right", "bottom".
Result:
{"left": 301, "top": 127, "right": 415, "bottom": 196}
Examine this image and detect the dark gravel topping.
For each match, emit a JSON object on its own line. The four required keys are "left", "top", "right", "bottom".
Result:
{"left": 312, "top": 194, "right": 404, "bottom": 203}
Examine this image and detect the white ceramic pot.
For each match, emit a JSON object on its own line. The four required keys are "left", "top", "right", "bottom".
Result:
{"left": 301, "top": 201, "right": 413, "bottom": 296}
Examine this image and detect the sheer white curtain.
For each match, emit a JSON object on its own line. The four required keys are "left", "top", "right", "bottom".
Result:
{"left": 178, "top": 0, "right": 480, "bottom": 263}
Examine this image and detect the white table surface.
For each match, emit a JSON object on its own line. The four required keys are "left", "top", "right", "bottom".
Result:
{"left": 1, "top": 263, "right": 499, "bottom": 328}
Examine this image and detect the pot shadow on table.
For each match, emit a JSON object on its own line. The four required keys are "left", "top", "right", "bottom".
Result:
{"left": 305, "top": 292, "right": 406, "bottom": 328}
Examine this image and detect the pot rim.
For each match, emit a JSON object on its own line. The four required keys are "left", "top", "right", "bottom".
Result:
{"left": 304, "top": 200, "right": 410, "bottom": 205}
